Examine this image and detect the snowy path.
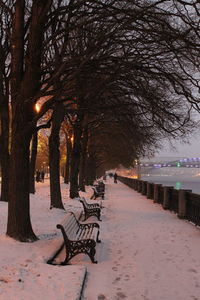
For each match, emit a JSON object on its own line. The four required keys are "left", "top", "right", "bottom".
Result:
{"left": 82, "top": 180, "right": 200, "bottom": 300}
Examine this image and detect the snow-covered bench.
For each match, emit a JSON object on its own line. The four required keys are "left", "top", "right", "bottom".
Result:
{"left": 79, "top": 198, "right": 102, "bottom": 221}
{"left": 47, "top": 212, "right": 101, "bottom": 265}
{"left": 90, "top": 182, "right": 105, "bottom": 200}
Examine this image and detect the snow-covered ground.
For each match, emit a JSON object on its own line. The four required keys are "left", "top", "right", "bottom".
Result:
{"left": 1, "top": 178, "right": 200, "bottom": 300}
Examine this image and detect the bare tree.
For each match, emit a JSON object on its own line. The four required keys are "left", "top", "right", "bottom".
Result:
{"left": 0, "top": 0, "right": 199, "bottom": 241}
{"left": 0, "top": 3, "right": 10, "bottom": 202}
{"left": 49, "top": 103, "right": 65, "bottom": 209}
{"left": 61, "top": 117, "right": 73, "bottom": 184}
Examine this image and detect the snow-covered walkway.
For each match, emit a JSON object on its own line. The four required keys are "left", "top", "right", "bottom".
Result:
{"left": 1, "top": 178, "right": 200, "bottom": 300}
{"left": 81, "top": 179, "right": 200, "bottom": 300}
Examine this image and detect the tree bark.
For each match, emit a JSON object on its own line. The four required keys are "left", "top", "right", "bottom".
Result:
{"left": 79, "top": 126, "right": 88, "bottom": 191}
{"left": 64, "top": 134, "right": 72, "bottom": 184}
{"left": 6, "top": 0, "right": 38, "bottom": 241}
{"left": 29, "top": 132, "right": 38, "bottom": 194}
{"left": 69, "top": 114, "right": 83, "bottom": 198}
{"left": 29, "top": 120, "right": 51, "bottom": 194}
{"left": 85, "top": 132, "right": 97, "bottom": 185}
{"left": 0, "top": 99, "right": 10, "bottom": 202}
{"left": 7, "top": 122, "right": 38, "bottom": 241}
{"left": 85, "top": 154, "right": 96, "bottom": 186}
{"left": 0, "top": 36, "right": 10, "bottom": 202}
{"left": 49, "top": 103, "right": 65, "bottom": 209}
{"left": 7, "top": 0, "right": 51, "bottom": 241}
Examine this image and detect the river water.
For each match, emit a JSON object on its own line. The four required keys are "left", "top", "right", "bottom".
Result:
{"left": 141, "top": 167, "right": 200, "bottom": 195}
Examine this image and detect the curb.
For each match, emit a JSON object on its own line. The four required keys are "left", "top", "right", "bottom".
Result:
{"left": 78, "top": 267, "right": 87, "bottom": 300}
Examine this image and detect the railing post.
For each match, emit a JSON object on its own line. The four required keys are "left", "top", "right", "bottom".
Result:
{"left": 138, "top": 179, "right": 142, "bottom": 193}
{"left": 153, "top": 184, "right": 161, "bottom": 203}
{"left": 147, "top": 182, "right": 152, "bottom": 199}
{"left": 163, "top": 186, "right": 173, "bottom": 209}
{"left": 178, "top": 189, "right": 192, "bottom": 219}
{"left": 178, "top": 189, "right": 186, "bottom": 219}
{"left": 137, "top": 180, "right": 141, "bottom": 192}
{"left": 133, "top": 179, "right": 137, "bottom": 190}
{"left": 130, "top": 179, "right": 134, "bottom": 189}
{"left": 142, "top": 181, "right": 147, "bottom": 195}
{"left": 135, "top": 179, "right": 139, "bottom": 191}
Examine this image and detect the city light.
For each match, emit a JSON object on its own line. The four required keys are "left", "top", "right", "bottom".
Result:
{"left": 35, "top": 103, "right": 40, "bottom": 112}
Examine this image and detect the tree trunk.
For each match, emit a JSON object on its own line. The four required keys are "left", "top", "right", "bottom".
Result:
{"left": 0, "top": 146, "right": 10, "bottom": 202}
{"left": 49, "top": 103, "right": 65, "bottom": 209}
{"left": 70, "top": 114, "right": 83, "bottom": 198}
{"left": 7, "top": 126, "right": 38, "bottom": 241}
{"left": 0, "top": 96, "right": 9, "bottom": 202}
{"left": 85, "top": 154, "right": 96, "bottom": 186}
{"left": 0, "top": 45, "right": 9, "bottom": 202}
{"left": 29, "top": 132, "right": 38, "bottom": 194}
{"left": 85, "top": 133, "right": 96, "bottom": 185}
{"left": 7, "top": 0, "right": 51, "bottom": 241}
{"left": 64, "top": 134, "right": 72, "bottom": 184}
{"left": 79, "top": 127, "right": 88, "bottom": 192}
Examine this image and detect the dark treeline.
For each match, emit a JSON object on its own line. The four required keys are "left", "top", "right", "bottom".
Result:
{"left": 0, "top": 0, "right": 199, "bottom": 242}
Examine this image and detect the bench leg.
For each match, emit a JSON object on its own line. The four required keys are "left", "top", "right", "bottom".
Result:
{"left": 60, "top": 253, "right": 71, "bottom": 265}
{"left": 97, "top": 231, "right": 101, "bottom": 243}
{"left": 89, "top": 247, "right": 97, "bottom": 263}
{"left": 97, "top": 211, "right": 102, "bottom": 221}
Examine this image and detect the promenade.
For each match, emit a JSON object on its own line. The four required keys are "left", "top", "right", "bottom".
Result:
{"left": 81, "top": 179, "right": 200, "bottom": 300}
{"left": 1, "top": 179, "right": 200, "bottom": 300}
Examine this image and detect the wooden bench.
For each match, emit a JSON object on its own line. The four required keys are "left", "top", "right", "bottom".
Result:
{"left": 90, "top": 182, "right": 105, "bottom": 200}
{"left": 81, "top": 197, "right": 101, "bottom": 208}
{"left": 79, "top": 198, "right": 102, "bottom": 221}
{"left": 47, "top": 212, "right": 101, "bottom": 265}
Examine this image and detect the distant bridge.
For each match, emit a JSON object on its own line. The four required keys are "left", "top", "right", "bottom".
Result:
{"left": 140, "top": 157, "right": 200, "bottom": 168}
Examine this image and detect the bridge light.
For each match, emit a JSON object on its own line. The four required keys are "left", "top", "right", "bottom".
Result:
{"left": 175, "top": 181, "right": 182, "bottom": 189}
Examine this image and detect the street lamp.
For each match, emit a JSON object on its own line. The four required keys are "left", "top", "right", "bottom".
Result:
{"left": 70, "top": 135, "right": 74, "bottom": 145}
{"left": 135, "top": 159, "right": 141, "bottom": 179}
{"left": 35, "top": 103, "right": 40, "bottom": 113}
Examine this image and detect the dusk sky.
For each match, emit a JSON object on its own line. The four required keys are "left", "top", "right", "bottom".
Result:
{"left": 157, "top": 110, "right": 200, "bottom": 158}
{"left": 157, "top": 133, "right": 200, "bottom": 158}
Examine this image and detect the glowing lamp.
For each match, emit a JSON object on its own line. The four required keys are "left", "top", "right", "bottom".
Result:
{"left": 35, "top": 103, "right": 40, "bottom": 112}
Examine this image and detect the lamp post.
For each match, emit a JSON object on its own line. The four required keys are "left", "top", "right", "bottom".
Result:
{"left": 35, "top": 103, "right": 40, "bottom": 113}
{"left": 135, "top": 159, "right": 141, "bottom": 179}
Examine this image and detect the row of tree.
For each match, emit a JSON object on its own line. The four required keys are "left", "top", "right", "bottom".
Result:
{"left": 0, "top": 0, "right": 200, "bottom": 242}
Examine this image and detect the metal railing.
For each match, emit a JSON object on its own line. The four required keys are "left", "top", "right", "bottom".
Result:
{"left": 118, "top": 176, "right": 200, "bottom": 228}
